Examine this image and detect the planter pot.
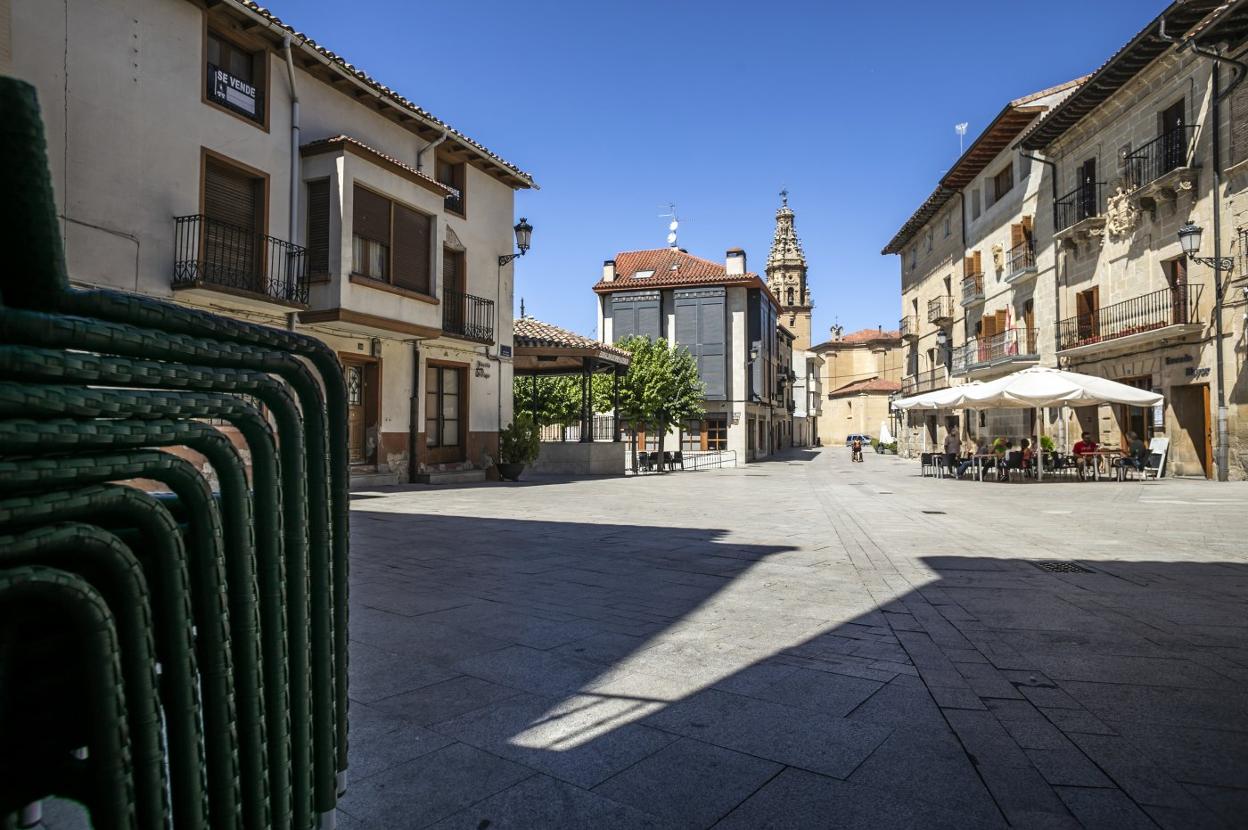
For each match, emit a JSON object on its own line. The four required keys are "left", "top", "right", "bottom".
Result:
{"left": 497, "top": 462, "right": 526, "bottom": 481}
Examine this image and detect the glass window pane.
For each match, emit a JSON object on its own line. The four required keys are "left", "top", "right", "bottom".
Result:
{"left": 426, "top": 417, "right": 439, "bottom": 447}
{"left": 352, "top": 236, "right": 364, "bottom": 275}
{"left": 442, "top": 419, "right": 459, "bottom": 445}
{"left": 425, "top": 367, "right": 439, "bottom": 391}
{"left": 443, "top": 370, "right": 458, "bottom": 394}
{"left": 442, "top": 393, "right": 457, "bottom": 419}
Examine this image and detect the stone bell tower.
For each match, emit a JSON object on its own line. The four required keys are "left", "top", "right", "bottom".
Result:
{"left": 765, "top": 191, "right": 813, "bottom": 352}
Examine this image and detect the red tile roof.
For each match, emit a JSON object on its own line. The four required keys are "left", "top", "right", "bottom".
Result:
{"left": 513, "top": 317, "right": 631, "bottom": 362}
{"left": 811, "top": 328, "right": 901, "bottom": 351}
{"left": 301, "top": 135, "right": 454, "bottom": 195}
{"left": 828, "top": 378, "right": 901, "bottom": 397}
{"left": 592, "top": 248, "right": 776, "bottom": 303}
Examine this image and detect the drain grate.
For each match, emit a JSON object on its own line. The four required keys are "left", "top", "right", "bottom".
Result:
{"left": 1031, "top": 560, "right": 1096, "bottom": 574}
{"left": 921, "top": 510, "right": 946, "bottom": 515}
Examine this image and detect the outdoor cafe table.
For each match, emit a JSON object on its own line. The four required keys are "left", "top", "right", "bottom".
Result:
{"left": 1077, "top": 448, "right": 1126, "bottom": 481}
{"left": 970, "top": 453, "right": 996, "bottom": 481}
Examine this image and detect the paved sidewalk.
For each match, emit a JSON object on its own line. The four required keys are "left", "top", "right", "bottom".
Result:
{"left": 338, "top": 448, "right": 1248, "bottom": 828}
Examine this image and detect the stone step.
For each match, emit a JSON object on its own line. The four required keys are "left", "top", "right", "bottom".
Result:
{"left": 415, "top": 468, "right": 488, "bottom": 485}
{"left": 350, "top": 469, "right": 402, "bottom": 489}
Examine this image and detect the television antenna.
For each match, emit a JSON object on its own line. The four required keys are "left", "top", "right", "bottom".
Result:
{"left": 955, "top": 122, "right": 968, "bottom": 155}
{"left": 658, "top": 203, "right": 680, "bottom": 248}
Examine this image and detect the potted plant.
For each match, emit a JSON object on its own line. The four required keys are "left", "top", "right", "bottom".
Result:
{"left": 497, "top": 414, "right": 540, "bottom": 481}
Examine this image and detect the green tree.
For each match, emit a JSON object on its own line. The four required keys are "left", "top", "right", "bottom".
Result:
{"left": 514, "top": 374, "right": 614, "bottom": 437}
{"left": 598, "top": 336, "right": 705, "bottom": 471}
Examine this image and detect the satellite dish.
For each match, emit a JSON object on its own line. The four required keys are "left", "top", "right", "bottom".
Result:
{"left": 669, "top": 220, "right": 679, "bottom": 232}
{"left": 666, "top": 232, "right": 678, "bottom": 245}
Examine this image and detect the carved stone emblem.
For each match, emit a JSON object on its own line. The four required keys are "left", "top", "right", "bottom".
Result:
{"left": 1104, "top": 186, "right": 1139, "bottom": 238}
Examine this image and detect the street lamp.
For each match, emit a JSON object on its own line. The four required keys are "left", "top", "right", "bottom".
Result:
{"left": 499, "top": 217, "right": 533, "bottom": 266}
{"left": 1177, "top": 221, "right": 1233, "bottom": 270}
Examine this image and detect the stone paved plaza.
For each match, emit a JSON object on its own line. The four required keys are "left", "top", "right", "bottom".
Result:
{"left": 336, "top": 448, "right": 1248, "bottom": 829}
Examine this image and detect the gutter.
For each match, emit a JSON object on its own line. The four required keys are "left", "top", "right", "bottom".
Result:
{"left": 281, "top": 36, "right": 300, "bottom": 245}
{"left": 415, "top": 127, "right": 449, "bottom": 174}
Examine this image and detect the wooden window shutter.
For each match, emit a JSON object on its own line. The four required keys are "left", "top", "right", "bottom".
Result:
{"left": 1010, "top": 223, "right": 1025, "bottom": 247}
{"left": 972, "top": 250, "right": 982, "bottom": 273}
{"left": 205, "top": 160, "right": 259, "bottom": 231}
{"left": 392, "top": 203, "right": 432, "bottom": 293}
{"left": 1022, "top": 215, "right": 1034, "bottom": 235}
{"left": 995, "top": 309, "right": 1008, "bottom": 334}
{"left": 352, "top": 185, "right": 391, "bottom": 243}
{"left": 306, "top": 179, "right": 330, "bottom": 277}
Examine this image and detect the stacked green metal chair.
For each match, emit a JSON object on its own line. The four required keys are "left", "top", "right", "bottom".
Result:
{"left": 0, "top": 78, "right": 349, "bottom": 829}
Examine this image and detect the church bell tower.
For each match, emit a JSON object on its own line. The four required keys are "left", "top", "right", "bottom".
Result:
{"left": 765, "top": 191, "right": 813, "bottom": 351}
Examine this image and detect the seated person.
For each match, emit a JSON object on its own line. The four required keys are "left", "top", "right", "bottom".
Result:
{"left": 955, "top": 438, "right": 980, "bottom": 479}
{"left": 1020, "top": 438, "right": 1035, "bottom": 472}
{"left": 994, "top": 438, "right": 1012, "bottom": 481}
{"left": 1123, "top": 430, "right": 1148, "bottom": 472}
{"left": 1072, "top": 432, "right": 1099, "bottom": 479}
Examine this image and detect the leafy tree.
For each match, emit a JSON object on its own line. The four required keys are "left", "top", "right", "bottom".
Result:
{"left": 514, "top": 374, "right": 614, "bottom": 436}
{"left": 598, "top": 336, "right": 705, "bottom": 471}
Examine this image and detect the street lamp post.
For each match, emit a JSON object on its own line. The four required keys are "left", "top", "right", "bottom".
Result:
{"left": 498, "top": 218, "right": 533, "bottom": 267}
{"left": 1177, "top": 221, "right": 1231, "bottom": 481}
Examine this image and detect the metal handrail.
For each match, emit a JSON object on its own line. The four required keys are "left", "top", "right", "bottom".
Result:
{"left": 1006, "top": 242, "right": 1035, "bottom": 277}
{"left": 681, "top": 449, "right": 738, "bottom": 470}
{"left": 955, "top": 328, "right": 1038, "bottom": 373}
{"left": 899, "top": 315, "right": 918, "bottom": 337}
{"left": 926, "top": 295, "right": 954, "bottom": 323}
{"left": 961, "top": 271, "right": 984, "bottom": 305}
{"left": 901, "top": 365, "right": 949, "bottom": 394}
{"left": 1125, "top": 124, "right": 1197, "bottom": 190}
{"left": 1054, "top": 181, "right": 1105, "bottom": 233}
{"left": 173, "top": 214, "right": 308, "bottom": 305}
{"left": 442, "top": 289, "right": 495, "bottom": 342}
{"left": 1057, "top": 284, "right": 1203, "bottom": 351}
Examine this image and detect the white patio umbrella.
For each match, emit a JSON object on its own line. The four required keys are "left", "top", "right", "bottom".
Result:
{"left": 892, "top": 382, "right": 981, "bottom": 411}
{"left": 952, "top": 366, "right": 1162, "bottom": 480}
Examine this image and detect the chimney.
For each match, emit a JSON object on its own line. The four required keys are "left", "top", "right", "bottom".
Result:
{"left": 726, "top": 248, "right": 746, "bottom": 275}
{"left": 602, "top": 259, "right": 616, "bottom": 282}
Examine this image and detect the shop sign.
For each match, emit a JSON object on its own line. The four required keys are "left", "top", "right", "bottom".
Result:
{"left": 1164, "top": 354, "right": 1193, "bottom": 365}
{"left": 1152, "top": 389, "right": 1164, "bottom": 429}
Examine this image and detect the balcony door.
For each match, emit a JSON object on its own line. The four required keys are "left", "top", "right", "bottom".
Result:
{"left": 442, "top": 247, "right": 465, "bottom": 334}
{"left": 1166, "top": 258, "right": 1188, "bottom": 325}
{"left": 1078, "top": 158, "right": 1097, "bottom": 220}
{"left": 426, "top": 363, "right": 466, "bottom": 464}
{"left": 1076, "top": 287, "right": 1099, "bottom": 342}
{"left": 203, "top": 156, "right": 264, "bottom": 293}
{"left": 342, "top": 355, "right": 379, "bottom": 467}
{"left": 1160, "top": 100, "right": 1186, "bottom": 173}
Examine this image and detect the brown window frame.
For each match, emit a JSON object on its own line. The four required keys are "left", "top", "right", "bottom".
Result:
{"left": 202, "top": 20, "right": 270, "bottom": 132}
{"left": 349, "top": 182, "right": 436, "bottom": 300}
{"left": 993, "top": 164, "right": 1014, "bottom": 202}
{"left": 436, "top": 156, "right": 467, "bottom": 217}
{"left": 704, "top": 414, "right": 728, "bottom": 451}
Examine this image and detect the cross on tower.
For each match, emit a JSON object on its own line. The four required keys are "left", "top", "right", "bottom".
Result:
{"left": 779, "top": 188, "right": 789, "bottom": 207}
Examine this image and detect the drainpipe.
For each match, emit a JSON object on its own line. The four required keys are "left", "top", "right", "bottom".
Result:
{"left": 281, "top": 36, "right": 300, "bottom": 244}
{"left": 1162, "top": 11, "right": 1247, "bottom": 481}
{"left": 410, "top": 341, "right": 421, "bottom": 483}
{"left": 415, "top": 127, "right": 449, "bottom": 173}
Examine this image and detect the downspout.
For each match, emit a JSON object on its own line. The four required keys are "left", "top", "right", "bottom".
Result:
{"left": 415, "top": 127, "right": 449, "bottom": 173}
{"left": 409, "top": 341, "right": 421, "bottom": 483}
{"left": 281, "top": 36, "right": 301, "bottom": 334}
{"left": 1161, "top": 9, "right": 1247, "bottom": 481}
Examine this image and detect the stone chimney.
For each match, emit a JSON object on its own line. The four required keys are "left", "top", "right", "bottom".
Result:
{"left": 602, "top": 260, "right": 616, "bottom": 282}
{"left": 726, "top": 248, "right": 746, "bottom": 275}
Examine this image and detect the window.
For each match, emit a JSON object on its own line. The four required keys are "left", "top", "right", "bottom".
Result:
{"left": 202, "top": 155, "right": 264, "bottom": 291}
{"left": 206, "top": 30, "right": 265, "bottom": 125}
{"left": 681, "top": 420, "right": 702, "bottom": 452}
{"left": 943, "top": 213, "right": 951, "bottom": 238}
{"left": 436, "top": 157, "right": 465, "bottom": 215}
{"left": 351, "top": 184, "right": 433, "bottom": 295}
{"left": 993, "top": 165, "right": 1014, "bottom": 202}
{"left": 971, "top": 187, "right": 982, "bottom": 220}
{"left": 634, "top": 270, "right": 655, "bottom": 279}
{"left": 306, "top": 179, "right": 330, "bottom": 279}
{"left": 425, "top": 365, "right": 461, "bottom": 448}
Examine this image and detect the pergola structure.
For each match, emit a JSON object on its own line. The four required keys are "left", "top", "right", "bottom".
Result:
{"left": 512, "top": 317, "right": 631, "bottom": 442}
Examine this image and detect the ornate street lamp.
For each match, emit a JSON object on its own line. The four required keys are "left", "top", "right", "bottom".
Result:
{"left": 1177, "top": 221, "right": 1233, "bottom": 270}
{"left": 499, "top": 218, "right": 533, "bottom": 266}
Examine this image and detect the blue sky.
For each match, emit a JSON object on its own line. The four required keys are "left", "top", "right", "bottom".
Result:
{"left": 285, "top": 0, "right": 1165, "bottom": 340}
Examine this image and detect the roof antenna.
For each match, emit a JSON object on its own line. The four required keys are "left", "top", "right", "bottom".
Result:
{"left": 658, "top": 203, "right": 680, "bottom": 248}
{"left": 955, "top": 122, "right": 968, "bottom": 156}
{"left": 519, "top": 297, "right": 526, "bottom": 319}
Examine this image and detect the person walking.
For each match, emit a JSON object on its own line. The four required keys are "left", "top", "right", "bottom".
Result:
{"left": 943, "top": 430, "right": 962, "bottom": 476}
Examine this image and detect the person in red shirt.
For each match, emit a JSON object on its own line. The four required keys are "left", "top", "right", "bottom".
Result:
{"left": 1072, "top": 432, "right": 1098, "bottom": 480}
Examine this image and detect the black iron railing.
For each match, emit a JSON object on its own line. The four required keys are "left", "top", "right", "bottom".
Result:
{"left": 442, "top": 289, "right": 495, "bottom": 342}
{"left": 444, "top": 189, "right": 464, "bottom": 215}
{"left": 954, "top": 328, "right": 1038, "bottom": 374}
{"left": 1006, "top": 242, "right": 1035, "bottom": 278}
{"left": 1054, "top": 181, "right": 1105, "bottom": 233}
{"left": 961, "top": 271, "right": 984, "bottom": 305}
{"left": 899, "top": 315, "right": 918, "bottom": 338}
{"left": 1126, "top": 124, "right": 1197, "bottom": 190}
{"left": 1057, "top": 284, "right": 1203, "bottom": 351}
{"left": 173, "top": 214, "right": 308, "bottom": 304}
{"left": 901, "top": 365, "right": 949, "bottom": 395}
{"left": 927, "top": 295, "right": 955, "bottom": 323}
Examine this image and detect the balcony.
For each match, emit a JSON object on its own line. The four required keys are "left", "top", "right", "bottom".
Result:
{"left": 900, "top": 365, "right": 950, "bottom": 396}
{"left": 961, "top": 271, "right": 984, "bottom": 306}
{"left": 172, "top": 214, "right": 308, "bottom": 309}
{"left": 900, "top": 315, "right": 918, "bottom": 340}
{"left": 1005, "top": 242, "right": 1036, "bottom": 283}
{"left": 1053, "top": 181, "right": 1106, "bottom": 242}
{"left": 444, "top": 189, "right": 464, "bottom": 216}
{"left": 442, "top": 289, "right": 495, "bottom": 343}
{"left": 1125, "top": 125, "right": 1198, "bottom": 208}
{"left": 953, "top": 328, "right": 1039, "bottom": 378}
{"left": 927, "top": 295, "right": 955, "bottom": 325}
{"left": 1056, "top": 285, "right": 1203, "bottom": 356}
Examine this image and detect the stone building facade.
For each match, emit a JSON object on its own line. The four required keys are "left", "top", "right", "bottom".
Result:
{"left": 812, "top": 328, "right": 903, "bottom": 446}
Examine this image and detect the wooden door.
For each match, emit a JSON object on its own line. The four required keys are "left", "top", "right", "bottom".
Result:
{"left": 425, "top": 364, "right": 466, "bottom": 464}
{"left": 1167, "top": 258, "right": 1188, "bottom": 324}
{"left": 1201, "top": 383, "right": 1213, "bottom": 479}
{"left": 1023, "top": 301, "right": 1035, "bottom": 352}
{"left": 345, "top": 362, "right": 367, "bottom": 464}
{"left": 1076, "top": 287, "right": 1099, "bottom": 341}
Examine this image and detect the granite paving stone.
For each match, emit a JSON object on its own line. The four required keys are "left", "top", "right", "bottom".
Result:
{"left": 428, "top": 774, "right": 668, "bottom": 830}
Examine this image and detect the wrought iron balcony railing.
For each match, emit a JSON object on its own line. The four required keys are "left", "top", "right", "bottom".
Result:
{"left": 442, "top": 288, "right": 495, "bottom": 342}
{"left": 444, "top": 189, "right": 464, "bottom": 215}
{"left": 927, "top": 295, "right": 955, "bottom": 324}
{"left": 961, "top": 271, "right": 984, "bottom": 306}
{"left": 173, "top": 214, "right": 308, "bottom": 305}
{"left": 899, "top": 315, "right": 918, "bottom": 339}
{"left": 1006, "top": 242, "right": 1035, "bottom": 279}
{"left": 1054, "top": 181, "right": 1105, "bottom": 234}
{"left": 1125, "top": 124, "right": 1197, "bottom": 191}
{"left": 901, "top": 365, "right": 950, "bottom": 395}
{"left": 1057, "top": 284, "right": 1203, "bottom": 352}
{"left": 954, "top": 328, "right": 1038, "bottom": 375}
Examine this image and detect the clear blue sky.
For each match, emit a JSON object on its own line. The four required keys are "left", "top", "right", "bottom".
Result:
{"left": 285, "top": 0, "right": 1165, "bottom": 340}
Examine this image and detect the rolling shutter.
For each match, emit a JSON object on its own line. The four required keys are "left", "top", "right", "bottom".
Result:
{"left": 700, "top": 294, "right": 726, "bottom": 399}
{"left": 204, "top": 159, "right": 261, "bottom": 289}
{"left": 352, "top": 185, "right": 390, "bottom": 243}
{"left": 611, "top": 295, "right": 636, "bottom": 342}
{"left": 306, "top": 179, "right": 330, "bottom": 277}
{"left": 205, "top": 160, "right": 259, "bottom": 230}
{"left": 636, "top": 295, "right": 661, "bottom": 340}
{"left": 392, "top": 203, "right": 432, "bottom": 294}
{"left": 610, "top": 290, "right": 660, "bottom": 343}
